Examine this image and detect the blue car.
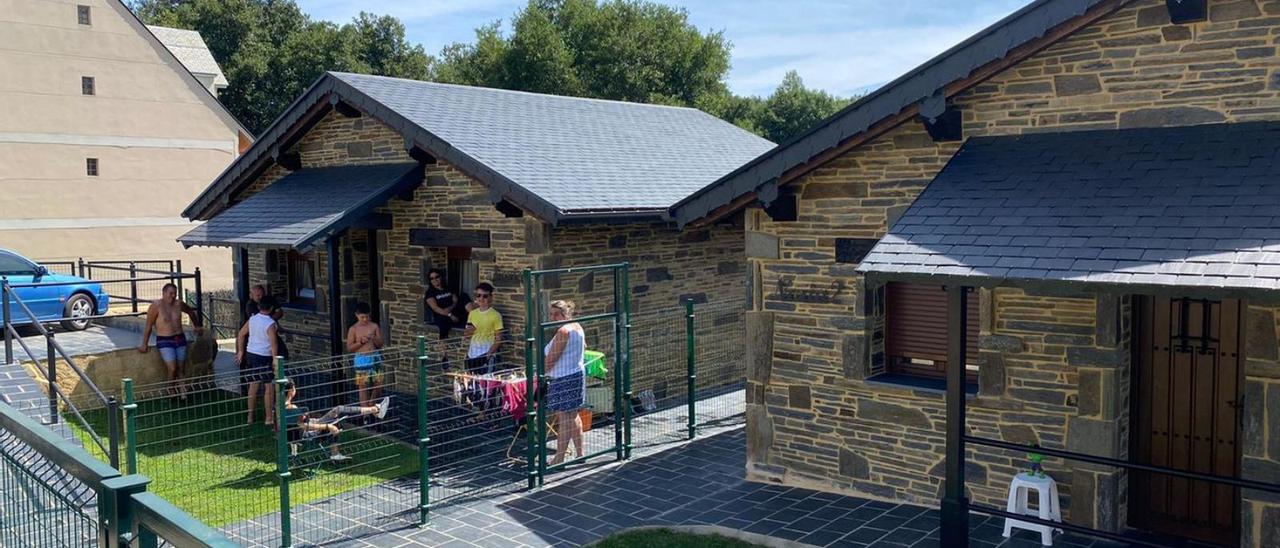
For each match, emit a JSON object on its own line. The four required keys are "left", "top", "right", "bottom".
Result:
{"left": 0, "top": 249, "right": 109, "bottom": 331}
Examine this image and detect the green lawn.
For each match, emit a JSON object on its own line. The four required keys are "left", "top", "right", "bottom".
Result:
{"left": 69, "top": 390, "right": 418, "bottom": 527}
{"left": 594, "top": 529, "right": 766, "bottom": 548}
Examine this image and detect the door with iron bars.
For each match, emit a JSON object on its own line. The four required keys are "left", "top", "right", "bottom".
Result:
{"left": 1131, "top": 297, "right": 1242, "bottom": 546}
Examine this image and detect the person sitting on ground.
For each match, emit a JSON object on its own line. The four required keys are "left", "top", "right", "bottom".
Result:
{"left": 236, "top": 296, "right": 279, "bottom": 427}
{"left": 346, "top": 302, "right": 384, "bottom": 407}
{"left": 283, "top": 378, "right": 389, "bottom": 462}
{"left": 544, "top": 300, "right": 586, "bottom": 465}
{"left": 137, "top": 283, "right": 204, "bottom": 400}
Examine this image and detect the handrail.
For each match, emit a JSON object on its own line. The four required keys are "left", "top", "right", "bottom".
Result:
{"left": 0, "top": 400, "right": 118, "bottom": 486}
{"left": 1, "top": 401, "right": 239, "bottom": 547}
{"left": 131, "top": 492, "right": 241, "bottom": 547}
{"left": 5, "top": 274, "right": 195, "bottom": 289}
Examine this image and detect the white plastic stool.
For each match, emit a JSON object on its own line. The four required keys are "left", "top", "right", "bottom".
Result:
{"left": 1002, "top": 472, "right": 1062, "bottom": 546}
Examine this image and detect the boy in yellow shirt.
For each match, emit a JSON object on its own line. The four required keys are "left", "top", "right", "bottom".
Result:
{"left": 464, "top": 282, "right": 502, "bottom": 374}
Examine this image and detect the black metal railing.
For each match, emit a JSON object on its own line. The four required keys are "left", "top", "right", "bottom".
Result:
{"left": 78, "top": 259, "right": 184, "bottom": 313}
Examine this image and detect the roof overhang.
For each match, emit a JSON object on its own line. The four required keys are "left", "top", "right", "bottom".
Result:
{"left": 669, "top": 0, "right": 1124, "bottom": 228}
{"left": 178, "top": 163, "right": 422, "bottom": 251}
{"left": 857, "top": 122, "right": 1280, "bottom": 303}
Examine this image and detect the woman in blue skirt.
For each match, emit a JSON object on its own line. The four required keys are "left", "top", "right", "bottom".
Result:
{"left": 544, "top": 300, "right": 586, "bottom": 465}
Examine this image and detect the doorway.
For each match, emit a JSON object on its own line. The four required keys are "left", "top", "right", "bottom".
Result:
{"left": 1130, "top": 296, "right": 1242, "bottom": 546}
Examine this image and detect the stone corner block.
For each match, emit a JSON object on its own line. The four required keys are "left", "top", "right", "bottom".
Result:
{"left": 745, "top": 231, "right": 780, "bottom": 260}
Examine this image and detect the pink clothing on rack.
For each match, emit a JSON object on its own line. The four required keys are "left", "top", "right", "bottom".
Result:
{"left": 504, "top": 379, "right": 528, "bottom": 423}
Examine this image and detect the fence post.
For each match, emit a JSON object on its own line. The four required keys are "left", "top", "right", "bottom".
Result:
{"left": 685, "top": 299, "right": 696, "bottom": 440}
{"left": 77, "top": 257, "right": 84, "bottom": 278}
{"left": 274, "top": 356, "right": 292, "bottom": 547}
{"left": 194, "top": 268, "right": 203, "bottom": 328}
{"left": 3, "top": 277, "right": 11, "bottom": 365}
{"left": 107, "top": 395, "right": 121, "bottom": 469}
{"left": 175, "top": 260, "right": 184, "bottom": 297}
{"left": 522, "top": 268, "right": 537, "bottom": 490}
{"left": 622, "top": 263, "right": 632, "bottom": 459}
{"left": 99, "top": 474, "right": 150, "bottom": 548}
{"left": 416, "top": 336, "right": 430, "bottom": 525}
{"left": 46, "top": 333, "right": 57, "bottom": 424}
{"left": 611, "top": 268, "right": 623, "bottom": 462}
{"left": 123, "top": 378, "right": 138, "bottom": 475}
{"left": 129, "top": 262, "right": 139, "bottom": 313}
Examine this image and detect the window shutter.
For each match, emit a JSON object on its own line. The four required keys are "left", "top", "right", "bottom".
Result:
{"left": 885, "top": 282, "right": 979, "bottom": 376}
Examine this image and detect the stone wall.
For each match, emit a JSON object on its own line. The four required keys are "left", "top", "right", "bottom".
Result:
{"left": 744, "top": 0, "right": 1280, "bottom": 541}
{"left": 230, "top": 109, "right": 748, "bottom": 400}
{"left": 1242, "top": 304, "right": 1280, "bottom": 547}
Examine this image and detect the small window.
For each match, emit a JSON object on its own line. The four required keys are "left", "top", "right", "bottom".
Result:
{"left": 884, "top": 282, "right": 980, "bottom": 381}
{"left": 86, "top": 158, "right": 98, "bottom": 176}
{"left": 286, "top": 251, "right": 317, "bottom": 308}
{"left": 81, "top": 76, "right": 95, "bottom": 95}
{"left": 77, "top": 5, "right": 91, "bottom": 25}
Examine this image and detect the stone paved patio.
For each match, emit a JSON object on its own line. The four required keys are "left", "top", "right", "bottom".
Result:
{"left": 241, "top": 425, "right": 1130, "bottom": 548}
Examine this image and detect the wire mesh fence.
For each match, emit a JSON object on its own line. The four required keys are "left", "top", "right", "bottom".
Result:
{"left": 0, "top": 419, "right": 98, "bottom": 547}
{"left": 20, "top": 294, "right": 746, "bottom": 547}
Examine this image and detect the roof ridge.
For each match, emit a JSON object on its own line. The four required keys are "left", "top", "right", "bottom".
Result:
{"left": 328, "top": 71, "right": 703, "bottom": 113}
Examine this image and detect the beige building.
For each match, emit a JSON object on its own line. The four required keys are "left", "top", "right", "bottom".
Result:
{"left": 0, "top": 0, "right": 249, "bottom": 288}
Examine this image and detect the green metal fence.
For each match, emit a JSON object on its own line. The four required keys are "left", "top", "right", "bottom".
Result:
{"left": 53, "top": 293, "right": 745, "bottom": 547}
{"left": 0, "top": 400, "right": 236, "bottom": 547}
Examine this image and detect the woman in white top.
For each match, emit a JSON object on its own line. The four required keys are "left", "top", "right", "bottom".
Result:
{"left": 236, "top": 296, "right": 280, "bottom": 427}
{"left": 544, "top": 300, "right": 586, "bottom": 465}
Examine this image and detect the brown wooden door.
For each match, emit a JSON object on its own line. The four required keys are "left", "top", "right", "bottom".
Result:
{"left": 1131, "top": 297, "right": 1241, "bottom": 546}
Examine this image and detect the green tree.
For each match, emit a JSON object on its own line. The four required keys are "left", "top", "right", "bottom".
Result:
{"left": 757, "top": 71, "right": 849, "bottom": 143}
{"left": 130, "top": 0, "right": 432, "bottom": 134}
{"left": 435, "top": 0, "right": 731, "bottom": 106}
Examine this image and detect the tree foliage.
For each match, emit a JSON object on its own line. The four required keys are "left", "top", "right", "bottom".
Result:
{"left": 131, "top": 0, "right": 432, "bottom": 134}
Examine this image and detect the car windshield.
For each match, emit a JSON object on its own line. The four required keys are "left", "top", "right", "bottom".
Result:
{"left": 0, "top": 253, "right": 35, "bottom": 276}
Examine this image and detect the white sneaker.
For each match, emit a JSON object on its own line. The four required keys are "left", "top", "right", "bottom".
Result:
{"left": 376, "top": 397, "right": 390, "bottom": 419}
{"left": 330, "top": 453, "right": 352, "bottom": 462}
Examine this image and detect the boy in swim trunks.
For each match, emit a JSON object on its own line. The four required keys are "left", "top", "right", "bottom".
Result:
{"left": 345, "top": 302, "right": 383, "bottom": 407}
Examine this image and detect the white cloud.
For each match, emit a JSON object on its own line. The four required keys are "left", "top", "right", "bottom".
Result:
{"left": 297, "top": 0, "right": 1030, "bottom": 97}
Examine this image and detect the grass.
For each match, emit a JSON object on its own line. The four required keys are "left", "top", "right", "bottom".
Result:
{"left": 67, "top": 388, "right": 418, "bottom": 527}
{"left": 593, "top": 529, "right": 766, "bottom": 548}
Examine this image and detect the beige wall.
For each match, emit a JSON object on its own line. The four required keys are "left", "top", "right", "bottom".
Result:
{"left": 0, "top": 0, "right": 242, "bottom": 288}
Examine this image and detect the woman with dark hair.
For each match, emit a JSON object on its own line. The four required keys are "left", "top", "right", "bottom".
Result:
{"left": 544, "top": 300, "right": 586, "bottom": 465}
{"left": 424, "top": 269, "right": 468, "bottom": 366}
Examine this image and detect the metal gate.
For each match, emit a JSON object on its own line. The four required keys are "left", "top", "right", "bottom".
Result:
{"left": 522, "top": 263, "right": 631, "bottom": 487}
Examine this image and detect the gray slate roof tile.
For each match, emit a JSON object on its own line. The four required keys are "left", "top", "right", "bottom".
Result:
{"left": 179, "top": 163, "right": 420, "bottom": 250}
{"left": 858, "top": 122, "right": 1280, "bottom": 292}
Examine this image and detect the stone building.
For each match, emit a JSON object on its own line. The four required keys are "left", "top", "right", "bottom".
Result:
{"left": 672, "top": 0, "right": 1280, "bottom": 545}
{"left": 177, "top": 72, "right": 772, "bottom": 371}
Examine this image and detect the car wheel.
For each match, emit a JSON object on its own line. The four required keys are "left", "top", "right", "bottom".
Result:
{"left": 61, "top": 294, "right": 94, "bottom": 331}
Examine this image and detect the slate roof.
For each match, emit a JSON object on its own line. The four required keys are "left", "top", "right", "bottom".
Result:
{"left": 184, "top": 72, "right": 774, "bottom": 224}
{"left": 178, "top": 163, "right": 421, "bottom": 250}
{"left": 669, "top": 0, "right": 1112, "bottom": 227}
{"left": 857, "top": 122, "right": 1280, "bottom": 295}
{"left": 148, "top": 26, "right": 228, "bottom": 87}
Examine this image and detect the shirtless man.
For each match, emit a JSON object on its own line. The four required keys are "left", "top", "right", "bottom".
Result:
{"left": 137, "top": 283, "right": 204, "bottom": 397}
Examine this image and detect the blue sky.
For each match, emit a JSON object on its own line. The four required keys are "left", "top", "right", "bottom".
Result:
{"left": 298, "top": 0, "right": 1029, "bottom": 98}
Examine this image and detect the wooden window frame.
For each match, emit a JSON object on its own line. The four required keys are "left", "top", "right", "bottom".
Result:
{"left": 884, "top": 282, "right": 979, "bottom": 382}
{"left": 285, "top": 251, "right": 317, "bottom": 309}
